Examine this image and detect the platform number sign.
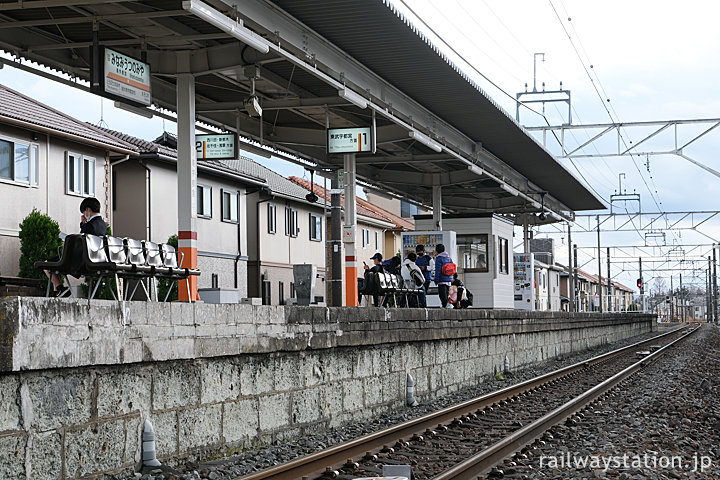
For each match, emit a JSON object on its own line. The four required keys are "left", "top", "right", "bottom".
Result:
{"left": 195, "top": 134, "right": 238, "bottom": 160}
{"left": 327, "top": 127, "right": 372, "bottom": 154}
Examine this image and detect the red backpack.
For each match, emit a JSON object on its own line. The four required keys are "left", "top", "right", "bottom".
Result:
{"left": 441, "top": 262, "right": 457, "bottom": 276}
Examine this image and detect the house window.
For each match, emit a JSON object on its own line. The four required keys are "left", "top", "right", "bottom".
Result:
{"left": 498, "top": 237, "right": 509, "bottom": 274}
{"left": 309, "top": 213, "right": 322, "bottom": 241}
{"left": 375, "top": 231, "right": 379, "bottom": 249}
{"left": 457, "top": 234, "right": 489, "bottom": 273}
{"left": 361, "top": 228, "right": 371, "bottom": 247}
{"left": 0, "top": 138, "right": 38, "bottom": 186}
{"left": 221, "top": 189, "right": 238, "bottom": 223}
{"left": 400, "top": 198, "right": 420, "bottom": 218}
{"left": 197, "top": 185, "right": 212, "bottom": 218}
{"left": 66, "top": 152, "right": 95, "bottom": 196}
{"left": 268, "top": 203, "right": 277, "bottom": 234}
{"left": 285, "top": 206, "right": 298, "bottom": 237}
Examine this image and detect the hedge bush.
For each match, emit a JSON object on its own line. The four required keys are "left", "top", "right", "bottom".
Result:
{"left": 18, "top": 209, "right": 62, "bottom": 286}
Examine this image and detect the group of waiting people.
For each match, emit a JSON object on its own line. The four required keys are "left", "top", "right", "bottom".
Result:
{"left": 360, "top": 243, "right": 472, "bottom": 308}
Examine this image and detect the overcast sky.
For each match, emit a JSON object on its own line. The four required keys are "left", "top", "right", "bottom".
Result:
{"left": 2, "top": 1, "right": 718, "bottom": 292}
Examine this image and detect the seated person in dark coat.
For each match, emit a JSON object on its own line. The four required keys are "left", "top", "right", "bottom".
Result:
{"left": 79, "top": 196, "right": 108, "bottom": 236}
{"left": 45, "top": 197, "right": 107, "bottom": 296}
{"left": 360, "top": 252, "right": 385, "bottom": 306}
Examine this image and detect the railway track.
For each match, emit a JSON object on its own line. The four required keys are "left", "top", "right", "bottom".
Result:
{"left": 235, "top": 326, "right": 696, "bottom": 480}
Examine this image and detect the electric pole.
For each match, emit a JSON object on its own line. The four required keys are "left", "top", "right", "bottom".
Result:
{"left": 679, "top": 273, "right": 684, "bottom": 322}
{"left": 606, "top": 247, "right": 612, "bottom": 312}
{"left": 714, "top": 246, "right": 718, "bottom": 323}
{"left": 597, "top": 215, "right": 602, "bottom": 313}
{"left": 670, "top": 275, "right": 674, "bottom": 321}
{"left": 638, "top": 257, "right": 643, "bottom": 312}
{"left": 573, "top": 244, "right": 579, "bottom": 312}
{"left": 568, "top": 222, "right": 574, "bottom": 312}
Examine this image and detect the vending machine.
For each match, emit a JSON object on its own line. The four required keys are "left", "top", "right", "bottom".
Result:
{"left": 401, "top": 230, "right": 457, "bottom": 260}
{"left": 513, "top": 253, "right": 535, "bottom": 311}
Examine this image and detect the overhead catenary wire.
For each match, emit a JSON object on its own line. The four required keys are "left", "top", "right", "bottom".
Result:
{"left": 398, "top": 0, "right": 616, "bottom": 215}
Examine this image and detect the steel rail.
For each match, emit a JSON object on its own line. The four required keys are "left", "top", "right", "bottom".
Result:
{"left": 234, "top": 326, "right": 687, "bottom": 480}
{"left": 432, "top": 326, "right": 700, "bottom": 480}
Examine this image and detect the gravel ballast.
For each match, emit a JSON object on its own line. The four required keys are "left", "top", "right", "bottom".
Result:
{"left": 489, "top": 324, "right": 720, "bottom": 479}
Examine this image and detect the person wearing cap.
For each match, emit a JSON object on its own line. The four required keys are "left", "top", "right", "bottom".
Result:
{"left": 359, "top": 252, "right": 384, "bottom": 306}
{"left": 366, "top": 252, "right": 385, "bottom": 273}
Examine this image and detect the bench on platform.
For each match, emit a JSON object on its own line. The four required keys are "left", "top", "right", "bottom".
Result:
{"left": 34, "top": 234, "right": 200, "bottom": 302}
{"left": 375, "top": 271, "right": 424, "bottom": 307}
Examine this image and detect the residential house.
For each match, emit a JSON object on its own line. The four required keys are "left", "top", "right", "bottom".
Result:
{"left": 291, "top": 177, "right": 413, "bottom": 259}
{"left": 559, "top": 266, "right": 634, "bottom": 312}
{"left": 102, "top": 129, "right": 269, "bottom": 298}
{"left": 243, "top": 165, "right": 329, "bottom": 305}
{"left": 287, "top": 176, "right": 401, "bottom": 305}
{"left": 364, "top": 190, "right": 429, "bottom": 224}
{"left": 534, "top": 260, "right": 562, "bottom": 311}
{"left": 0, "top": 84, "right": 137, "bottom": 277}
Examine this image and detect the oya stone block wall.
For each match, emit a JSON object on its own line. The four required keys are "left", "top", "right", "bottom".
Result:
{"left": 0, "top": 297, "right": 655, "bottom": 478}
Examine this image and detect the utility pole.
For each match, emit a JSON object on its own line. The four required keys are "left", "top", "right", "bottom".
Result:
{"left": 606, "top": 247, "right": 612, "bottom": 312}
{"left": 329, "top": 172, "right": 342, "bottom": 306}
{"left": 714, "top": 246, "right": 718, "bottom": 323}
{"left": 707, "top": 258, "right": 712, "bottom": 321}
{"left": 568, "top": 222, "right": 574, "bottom": 312}
{"left": 573, "top": 244, "right": 579, "bottom": 312}
{"left": 670, "top": 275, "right": 674, "bottom": 321}
{"left": 639, "top": 257, "right": 643, "bottom": 312}
{"left": 679, "top": 273, "right": 684, "bottom": 322}
{"left": 597, "top": 215, "right": 602, "bottom": 313}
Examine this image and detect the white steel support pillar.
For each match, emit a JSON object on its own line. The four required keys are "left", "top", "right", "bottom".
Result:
{"left": 432, "top": 183, "right": 442, "bottom": 231}
{"left": 523, "top": 219, "right": 530, "bottom": 253}
{"left": 343, "top": 153, "right": 358, "bottom": 306}
{"left": 177, "top": 71, "right": 198, "bottom": 301}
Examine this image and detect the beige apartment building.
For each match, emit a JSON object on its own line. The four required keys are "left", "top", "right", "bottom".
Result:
{"left": 103, "top": 130, "right": 267, "bottom": 297}
{"left": 0, "top": 84, "right": 137, "bottom": 277}
{"left": 0, "top": 85, "right": 417, "bottom": 305}
{"left": 245, "top": 174, "right": 396, "bottom": 305}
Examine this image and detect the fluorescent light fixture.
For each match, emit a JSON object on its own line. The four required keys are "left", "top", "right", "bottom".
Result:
{"left": 114, "top": 101, "right": 153, "bottom": 119}
{"left": 530, "top": 200, "right": 542, "bottom": 209}
{"left": 467, "top": 164, "right": 484, "bottom": 177}
{"left": 338, "top": 87, "right": 367, "bottom": 109}
{"left": 240, "top": 143, "right": 273, "bottom": 159}
{"left": 500, "top": 182, "right": 519, "bottom": 196}
{"left": 182, "top": 0, "right": 270, "bottom": 54}
{"left": 408, "top": 129, "right": 442, "bottom": 153}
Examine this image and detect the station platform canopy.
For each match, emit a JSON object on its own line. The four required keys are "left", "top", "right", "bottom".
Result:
{"left": 0, "top": 0, "right": 605, "bottom": 223}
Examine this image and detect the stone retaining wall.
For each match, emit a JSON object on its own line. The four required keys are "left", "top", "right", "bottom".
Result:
{"left": 0, "top": 297, "right": 655, "bottom": 479}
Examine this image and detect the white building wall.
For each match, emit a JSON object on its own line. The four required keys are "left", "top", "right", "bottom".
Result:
{"left": 0, "top": 123, "right": 108, "bottom": 276}
{"left": 415, "top": 215, "right": 514, "bottom": 308}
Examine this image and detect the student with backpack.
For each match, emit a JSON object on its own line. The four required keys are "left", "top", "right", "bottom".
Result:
{"left": 415, "top": 244, "right": 435, "bottom": 293}
{"left": 402, "top": 252, "right": 427, "bottom": 307}
{"left": 434, "top": 243, "right": 456, "bottom": 308}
